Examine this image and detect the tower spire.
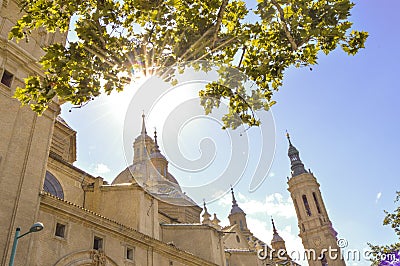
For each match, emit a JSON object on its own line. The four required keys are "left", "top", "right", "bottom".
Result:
{"left": 270, "top": 217, "right": 287, "bottom": 259}
{"left": 202, "top": 200, "right": 211, "bottom": 225}
{"left": 231, "top": 187, "right": 237, "bottom": 205}
{"left": 154, "top": 128, "right": 159, "bottom": 151}
{"left": 271, "top": 217, "right": 278, "bottom": 234}
{"left": 228, "top": 187, "right": 249, "bottom": 235}
{"left": 229, "top": 187, "right": 244, "bottom": 215}
{"left": 141, "top": 112, "right": 147, "bottom": 135}
{"left": 286, "top": 131, "right": 292, "bottom": 145}
{"left": 271, "top": 217, "right": 285, "bottom": 244}
{"left": 286, "top": 132, "right": 307, "bottom": 177}
{"left": 150, "top": 128, "right": 166, "bottom": 160}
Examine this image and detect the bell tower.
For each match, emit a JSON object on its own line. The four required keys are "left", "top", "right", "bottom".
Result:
{"left": 286, "top": 133, "right": 346, "bottom": 266}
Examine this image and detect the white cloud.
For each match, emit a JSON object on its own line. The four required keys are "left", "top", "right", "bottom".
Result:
{"left": 211, "top": 190, "right": 226, "bottom": 201}
{"left": 218, "top": 192, "right": 296, "bottom": 218}
{"left": 218, "top": 191, "right": 233, "bottom": 206}
{"left": 215, "top": 191, "right": 307, "bottom": 264}
{"left": 93, "top": 163, "right": 111, "bottom": 175}
{"left": 246, "top": 217, "right": 307, "bottom": 265}
{"left": 263, "top": 193, "right": 296, "bottom": 218}
{"left": 375, "top": 192, "right": 382, "bottom": 203}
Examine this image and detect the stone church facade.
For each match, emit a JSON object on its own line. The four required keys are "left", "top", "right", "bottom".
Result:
{"left": 0, "top": 1, "right": 345, "bottom": 265}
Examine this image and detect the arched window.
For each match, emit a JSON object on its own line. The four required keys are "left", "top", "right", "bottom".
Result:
{"left": 239, "top": 220, "right": 244, "bottom": 231}
{"left": 313, "top": 192, "right": 322, "bottom": 214}
{"left": 43, "top": 171, "right": 64, "bottom": 199}
{"left": 302, "top": 194, "right": 312, "bottom": 216}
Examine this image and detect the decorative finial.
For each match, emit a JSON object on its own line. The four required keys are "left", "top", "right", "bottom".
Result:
{"left": 271, "top": 217, "right": 277, "bottom": 234}
{"left": 231, "top": 187, "right": 237, "bottom": 205}
{"left": 286, "top": 130, "right": 292, "bottom": 145}
{"left": 141, "top": 112, "right": 147, "bottom": 135}
{"left": 202, "top": 200, "right": 211, "bottom": 225}
{"left": 154, "top": 128, "right": 159, "bottom": 148}
{"left": 212, "top": 213, "right": 221, "bottom": 229}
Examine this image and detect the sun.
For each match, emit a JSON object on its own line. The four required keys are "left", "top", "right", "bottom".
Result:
{"left": 99, "top": 75, "right": 151, "bottom": 121}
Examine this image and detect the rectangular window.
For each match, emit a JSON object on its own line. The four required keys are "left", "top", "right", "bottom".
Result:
{"left": 93, "top": 236, "right": 103, "bottom": 250}
{"left": 126, "top": 247, "right": 134, "bottom": 260}
{"left": 313, "top": 192, "right": 322, "bottom": 214}
{"left": 55, "top": 223, "right": 66, "bottom": 238}
{"left": 1, "top": 70, "right": 13, "bottom": 87}
{"left": 302, "top": 194, "right": 312, "bottom": 216}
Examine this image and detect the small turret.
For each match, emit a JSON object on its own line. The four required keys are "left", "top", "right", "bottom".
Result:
{"left": 270, "top": 218, "right": 286, "bottom": 252}
{"left": 202, "top": 201, "right": 211, "bottom": 225}
{"left": 228, "top": 187, "right": 250, "bottom": 236}
{"left": 212, "top": 213, "right": 221, "bottom": 230}
{"left": 149, "top": 129, "right": 168, "bottom": 176}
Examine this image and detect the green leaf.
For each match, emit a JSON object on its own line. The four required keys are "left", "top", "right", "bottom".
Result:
{"left": 9, "top": 0, "right": 367, "bottom": 129}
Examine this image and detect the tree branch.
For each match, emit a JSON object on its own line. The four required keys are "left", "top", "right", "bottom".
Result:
{"left": 270, "top": 0, "right": 298, "bottom": 51}
{"left": 212, "top": 0, "right": 229, "bottom": 48}
{"left": 179, "top": 26, "right": 214, "bottom": 61}
{"left": 238, "top": 46, "right": 246, "bottom": 68}
{"left": 195, "top": 34, "right": 238, "bottom": 62}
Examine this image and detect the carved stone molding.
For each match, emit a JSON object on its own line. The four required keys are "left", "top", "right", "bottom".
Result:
{"left": 90, "top": 250, "right": 107, "bottom": 266}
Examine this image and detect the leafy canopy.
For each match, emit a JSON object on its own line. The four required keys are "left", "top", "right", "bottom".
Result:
{"left": 369, "top": 192, "right": 400, "bottom": 265}
{"left": 10, "top": 0, "right": 368, "bottom": 129}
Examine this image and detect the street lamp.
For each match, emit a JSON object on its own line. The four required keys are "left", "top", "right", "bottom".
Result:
{"left": 9, "top": 222, "right": 44, "bottom": 266}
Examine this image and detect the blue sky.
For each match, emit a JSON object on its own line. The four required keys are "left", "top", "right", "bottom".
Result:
{"left": 60, "top": 0, "right": 399, "bottom": 265}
